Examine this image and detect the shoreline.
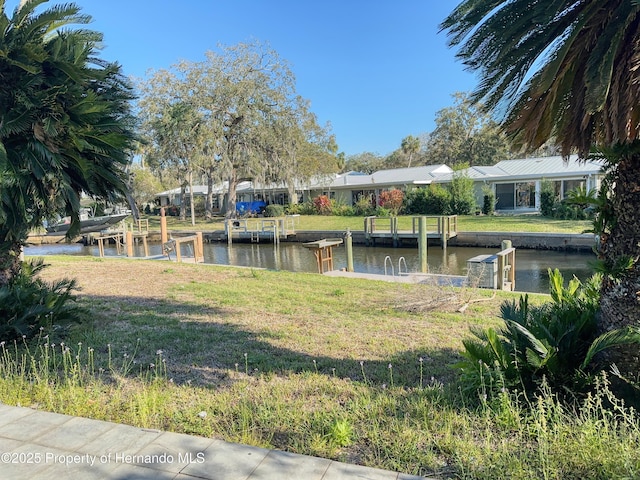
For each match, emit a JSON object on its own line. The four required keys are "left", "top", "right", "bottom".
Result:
{"left": 27, "top": 229, "right": 597, "bottom": 252}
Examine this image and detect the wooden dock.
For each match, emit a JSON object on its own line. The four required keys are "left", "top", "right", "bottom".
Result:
{"left": 225, "top": 216, "right": 298, "bottom": 244}
{"left": 363, "top": 215, "right": 458, "bottom": 248}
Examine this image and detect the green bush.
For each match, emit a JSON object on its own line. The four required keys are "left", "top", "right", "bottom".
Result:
{"left": 540, "top": 180, "right": 556, "bottom": 217}
{"left": 449, "top": 172, "right": 476, "bottom": 215}
{"left": 482, "top": 189, "right": 496, "bottom": 216}
{"left": 285, "top": 201, "right": 315, "bottom": 215}
{"left": 0, "top": 259, "right": 83, "bottom": 342}
{"left": 353, "top": 196, "right": 376, "bottom": 216}
{"left": 374, "top": 206, "right": 391, "bottom": 217}
{"left": 331, "top": 202, "right": 356, "bottom": 216}
{"left": 553, "top": 201, "right": 591, "bottom": 220}
{"left": 263, "top": 204, "right": 284, "bottom": 217}
{"left": 458, "top": 269, "right": 640, "bottom": 397}
{"left": 404, "top": 185, "right": 451, "bottom": 214}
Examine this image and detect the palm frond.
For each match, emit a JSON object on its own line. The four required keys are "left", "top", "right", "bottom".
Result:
{"left": 581, "top": 327, "right": 640, "bottom": 370}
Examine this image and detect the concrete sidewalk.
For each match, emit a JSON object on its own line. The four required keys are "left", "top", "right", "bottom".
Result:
{"left": 0, "top": 403, "right": 432, "bottom": 480}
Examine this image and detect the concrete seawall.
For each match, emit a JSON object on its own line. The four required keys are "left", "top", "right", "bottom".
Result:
{"left": 274, "top": 230, "right": 598, "bottom": 252}
{"left": 28, "top": 230, "right": 598, "bottom": 252}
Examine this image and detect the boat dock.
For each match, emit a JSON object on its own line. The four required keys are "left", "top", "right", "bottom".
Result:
{"left": 363, "top": 215, "right": 458, "bottom": 248}
{"left": 224, "top": 216, "right": 298, "bottom": 244}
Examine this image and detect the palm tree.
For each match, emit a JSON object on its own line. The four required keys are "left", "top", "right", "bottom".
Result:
{"left": 401, "top": 135, "right": 420, "bottom": 167}
{"left": 441, "top": 1, "right": 640, "bottom": 374}
{"left": 0, "top": 0, "right": 136, "bottom": 286}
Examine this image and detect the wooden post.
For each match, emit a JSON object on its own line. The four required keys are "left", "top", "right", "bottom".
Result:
{"left": 419, "top": 216, "right": 427, "bottom": 273}
{"left": 196, "top": 232, "right": 204, "bottom": 262}
{"left": 126, "top": 231, "right": 133, "bottom": 257}
{"left": 392, "top": 216, "right": 398, "bottom": 247}
{"left": 160, "top": 207, "right": 168, "bottom": 244}
{"left": 441, "top": 216, "right": 448, "bottom": 249}
{"left": 346, "top": 229, "right": 354, "bottom": 272}
{"left": 226, "top": 220, "right": 233, "bottom": 245}
{"left": 364, "top": 217, "right": 370, "bottom": 246}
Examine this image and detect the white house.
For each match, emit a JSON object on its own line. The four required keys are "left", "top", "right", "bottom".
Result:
{"left": 154, "top": 156, "right": 603, "bottom": 214}
{"left": 432, "top": 155, "right": 603, "bottom": 212}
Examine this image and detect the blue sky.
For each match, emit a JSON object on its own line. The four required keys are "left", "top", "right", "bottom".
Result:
{"left": 8, "top": 1, "right": 476, "bottom": 156}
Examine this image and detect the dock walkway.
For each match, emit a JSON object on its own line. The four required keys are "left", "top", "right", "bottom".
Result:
{"left": 363, "top": 216, "right": 457, "bottom": 248}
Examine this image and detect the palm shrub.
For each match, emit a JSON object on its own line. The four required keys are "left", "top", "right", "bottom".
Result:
{"left": 0, "top": 259, "right": 82, "bottom": 342}
{"left": 458, "top": 269, "right": 640, "bottom": 397}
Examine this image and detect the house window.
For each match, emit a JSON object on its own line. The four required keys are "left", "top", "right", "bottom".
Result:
{"left": 495, "top": 182, "right": 536, "bottom": 209}
{"left": 563, "top": 179, "right": 585, "bottom": 197}
{"left": 516, "top": 182, "right": 536, "bottom": 208}
{"left": 495, "top": 183, "right": 514, "bottom": 209}
{"left": 352, "top": 190, "right": 376, "bottom": 206}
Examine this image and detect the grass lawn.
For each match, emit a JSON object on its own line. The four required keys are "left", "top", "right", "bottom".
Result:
{"left": 145, "top": 214, "right": 592, "bottom": 234}
{"left": 1, "top": 256, "right": 638, "bottom": 479}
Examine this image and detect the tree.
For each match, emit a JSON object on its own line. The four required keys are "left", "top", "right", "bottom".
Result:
{"left": 425, "top": 92, "right": 511, "bottom": 167}
{"left": 342, "top": 152, "right": 385, "bottom": 174}
{"left": 401, "top": 135, "right": 421, "bottom": 167}
{"left": 129, "top": 165, "right": 164, "bottom": 212}
{"left": 262, "top": 96, "right": 340, "bottom": 205}
{"left": 139, "top": 41, "right": 336, "bottom": 219}
{"left": 442, "top": 1, "right": 640, "bottom": 374}
{"left": 138, "top": 68, "right": 210, "bottom": 224}
{"left": 0, "top": 0, "right": 136, "bottom": 286}
{"left": 199, "top": 42, "right": 304, "bottom": 219}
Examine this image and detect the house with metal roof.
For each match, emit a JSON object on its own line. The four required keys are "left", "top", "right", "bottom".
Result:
{"left": 154, "top": 156, "right": 602, "bottom": 215}
{"left": 432, "top": 155, "right": 603, "bottom": 212}
{"left": 310, "top": 165, "right": 453, "bottom": 206}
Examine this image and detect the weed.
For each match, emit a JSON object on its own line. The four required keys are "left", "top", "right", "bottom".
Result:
{"left": 326, "top": 419, "right": 353, "bottom": 447}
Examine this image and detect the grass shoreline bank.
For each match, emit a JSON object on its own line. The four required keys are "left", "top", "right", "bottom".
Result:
{"left": 1, "top": 256, "right": 637, "bottom": 479}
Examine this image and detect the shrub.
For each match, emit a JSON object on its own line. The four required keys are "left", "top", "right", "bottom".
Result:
{"left": 449, "top": 172, "right": 476, "bottom": 215}
{"left": 331, "top": 202, "right": 356, "bottom": 216}
{"left": 285, "top": 201, "right": 315, "bottom": 215}
{"left": 481, "top": 186, "right": 495, "bottom": 215}
{"left": 0, "top": 259, "right": 83, "bottom": 342}
{"left": 263, "top": 204, "right": 284, "bottom": 217}
{"left": 457, "top": 269, "right": 640, "bottom": 397}
{"left": 313, "top": 195, "right": 332, "bottom": 215}
{"left": 354, "top": 196, "right": 375, "bottom": 216}
{"left": 540, "top": 180, "right": 556, "bottom": 217}
{"left": 374, "top": 206, "right": 391, "bottom": 217}
{"left": 404, "top": 185, "right": 451, "bottom": 215}
{"left": 553, "top": 201, "right": 592, "bottom": 220}
{"left": 378, "top": 189, "right": 404, "bottom": 215}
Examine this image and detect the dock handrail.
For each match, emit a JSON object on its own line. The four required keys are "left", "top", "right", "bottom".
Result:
{"left": 398, "top": 257, "right": 408, "bottom": 276}
{"left": 384, "top": 255, "right": 395, "bottom": 277}
{"left": 364, "top": 215, "right": 457, "bottom": 248}
{"left": 496, "top": 247, "right": 516, "bottom": 291}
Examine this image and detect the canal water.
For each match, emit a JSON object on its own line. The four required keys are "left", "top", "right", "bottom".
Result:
{"left": 25, "top": 241, "right": 595, "bottom": 294}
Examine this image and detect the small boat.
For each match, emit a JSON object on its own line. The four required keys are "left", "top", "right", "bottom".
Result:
{"left": 46, "top": 210, "right": 130, "bottom": 235}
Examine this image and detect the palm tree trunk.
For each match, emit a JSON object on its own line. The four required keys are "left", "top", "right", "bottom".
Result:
{"left": 597, "top": 155, "right": 640, "bottom": 374}
{"left": 0, "top": 236, "right": 24, "bottom": 288}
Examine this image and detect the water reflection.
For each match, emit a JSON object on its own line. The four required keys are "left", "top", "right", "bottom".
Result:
{"left": 25, "top": 241, "right": 595, "bottom": 294}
